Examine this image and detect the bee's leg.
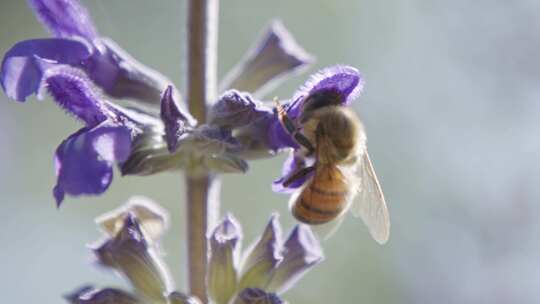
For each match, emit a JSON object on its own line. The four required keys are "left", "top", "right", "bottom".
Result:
{"left": 283, "top": 166, "right": 315, "bottom": 187}
{"left": 274, "top": 98, "right": 315, "bottom": 154}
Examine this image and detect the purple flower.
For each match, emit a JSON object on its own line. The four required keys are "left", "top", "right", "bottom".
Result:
{"left": 1, "top": 0, "right": 177, "bottom": 105}
{"left": 68, "top": 197, "right": 200, "bottom": 304}
{"left": 34, "top": 65, "right": 169, "bottom": 205}
{"left": 207, "top": 214, "right": 323, "bottom": 303}
{"left": 0, "top": 38, "right": 92, "bottom": 101}
{"left": 123, "top": 19, "right": 315, "bottom": 176}
{"left": 52, "top": 122, "right": 132, "bottom": 205}
{"left": 266, "top": 225, "right": 325, "bottom": 294}
{"left": 220, "top": 20, "right": 314, "bottom": 97}
{"left": 0, "top": 1, "right": 199, "bottom": 206}
{"left": 238, "top": 214, "right": 282, "bottom": 290}
{"left": 92, "top": 213, "right": 174, "bottom": 302}
{"left": 1, "top": 0, "right": 315, "bottom": 204}
{"left": 211, "top": 65, "right": 364, "bottom": 167}
{"left": 70, "top": 201, "right": 309, "bottom": 304}
{"left": 0, "top": 2, "right": 195, "bottom": 205}
{"left": 210, "top": 90, "right": 270, "bottom": 130}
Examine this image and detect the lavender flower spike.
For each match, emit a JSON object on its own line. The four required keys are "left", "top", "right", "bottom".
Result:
{"left": 208, "top": 214, "right": 243, "bottom": 304}
{"left": 69, "top": 199, "right": 204, "bottom": 304}
{"left": 92, "top": 214, "right": 174, "bottom": 302}
{"left": 266, "top": 225, "right": 324, "bottom": 294}
{"left": 233, "top": 288, "right": 285, "bottom": 304}
{"left": 238, "top": 214, "right": 283, "bottom": 290}
{"left": 65, "top": 286, "right": 141, "bottom": 304}
{"left": 220, "top": 20, "right": 314, "bottom": 97}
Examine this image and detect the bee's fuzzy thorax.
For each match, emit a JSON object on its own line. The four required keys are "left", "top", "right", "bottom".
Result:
{"left": 302, "top": 105, "right": 365, "bottom": 165}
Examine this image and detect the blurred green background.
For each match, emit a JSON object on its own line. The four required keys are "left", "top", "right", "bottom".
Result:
{"left": 1, "top": 0, "right": 540, "bottom": 303}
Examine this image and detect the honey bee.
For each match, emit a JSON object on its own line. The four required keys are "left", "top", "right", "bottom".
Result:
{"left": 275, "top": 91, "right": 390, "bottom": 244}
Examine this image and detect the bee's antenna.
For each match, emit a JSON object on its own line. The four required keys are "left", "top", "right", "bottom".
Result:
{"left": 274, "top": 97, "right": 286, "bottom": 116}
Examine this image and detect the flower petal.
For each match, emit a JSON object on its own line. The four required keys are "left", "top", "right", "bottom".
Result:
{"left": 286, "top": 65, "right": 364, "bottom": 119}
{"left": 266, "top": 225, "right": 324, "bottom": 294}
{"left": 43, "top": 64, "right": 115, "bottom": 126}
{"left": 95, "top": 196, "right": 169, "bottom": 244}
{"left": 160, "top": 85, "right": 194, "bottom": 152}
{"left": 1, "top": 37, "right": 181, "bottom": 106}
{"left": 220, "top": 20, "right": 313, "bottom": 97}
{"left": 29, "top": 0, "right": 98, "bottom": 40}
{"left": 85, "top": 38, "right": 185, "bottom": 106}
{"left": 210, "top": 90, "right": 272, "bottom": 129}
{"left": 42, "top": 63, "right": 158, "bottom": 130}
{"left": 235, "top": 66, "right": 365, "bottom": 155}
{"left": 64, "top": 286, "right": 141, "bottom": 304}
{"left": 272, "top": 152, "right": 315, "bottom": 193}
{"left": 0, "top": 38, "right": 92, "bottom": 101}
{"left": 238, "top": 214, "right": 283, "bottom": 290}
{"left": 53, "top": 123, "right": 131, "bottom": 206}
{"left": 208, "top": 214, "right": 242, "bottom": 304}
{"left": 4, "top": 53, "right": 148, "bottom": 131}
{"left": 268, "top": 116, "right": 300, "bottom": 150}
{"left": 233, "top": 288, "right": 285, "bottom": 304}
{"left": 92, "top": 214, "right": 174, "bottom": 302}
{"left": 210, "top": 90, "right": 296, "bottom": 158}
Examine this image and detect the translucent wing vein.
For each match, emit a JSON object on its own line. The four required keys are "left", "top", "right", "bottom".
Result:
{"left": 351, "top": 151, "right": 390, "bottom": 244}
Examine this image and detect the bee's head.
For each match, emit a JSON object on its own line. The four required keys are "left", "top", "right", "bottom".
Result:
{"left": 300, "top": 90, "right": 342, "bottom": 122}
{"left": 313, "top": 106, "right": 365, "bottom": 163}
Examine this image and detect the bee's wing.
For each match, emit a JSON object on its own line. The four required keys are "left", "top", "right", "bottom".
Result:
{"left": 311, "top": 213, "right": 347, "bottom": 240}
{"left": 350, "top": 150, "right": 390, "bottom": 244}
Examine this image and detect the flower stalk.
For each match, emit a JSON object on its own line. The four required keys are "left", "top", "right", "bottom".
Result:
{"left": 186, "top": 0, "right": 220, "bottom": 302}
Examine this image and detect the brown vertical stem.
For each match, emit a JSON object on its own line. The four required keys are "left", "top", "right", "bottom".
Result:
{"left": 186, "top": 0, "right": 219, "bottom": 302}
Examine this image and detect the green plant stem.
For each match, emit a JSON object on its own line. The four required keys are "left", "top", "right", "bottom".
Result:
{"left": 185, "top": 0, "right": 219, "bottom": 302}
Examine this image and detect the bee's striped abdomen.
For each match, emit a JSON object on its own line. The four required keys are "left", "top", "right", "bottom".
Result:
{"left": 292, "top": 166, "right": 349, "bottom": 225}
